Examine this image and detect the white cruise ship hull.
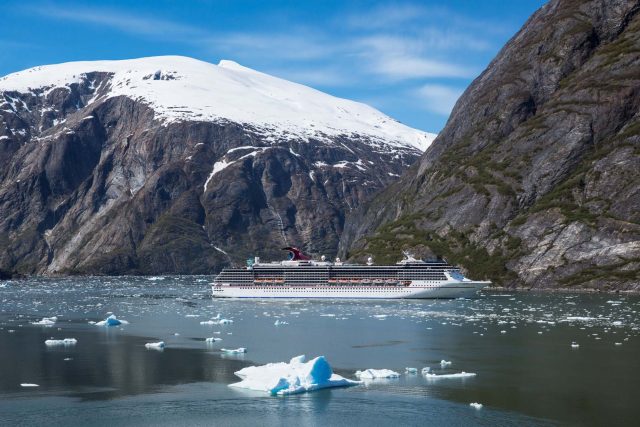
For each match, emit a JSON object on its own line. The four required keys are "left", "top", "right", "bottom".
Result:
{"left": 211, "top": 280, "right": 489, "bottom": 299}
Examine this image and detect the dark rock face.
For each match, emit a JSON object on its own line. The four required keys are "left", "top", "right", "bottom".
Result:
{"left": 341, "top": 0, "right": 640, "bottom": 291}
{"left": 0, "top": 74, "right": 420, "bottom": 275}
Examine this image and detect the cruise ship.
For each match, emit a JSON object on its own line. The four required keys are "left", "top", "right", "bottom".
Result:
{"left": 211, "top": 247, "right": 490, "bottom": 299}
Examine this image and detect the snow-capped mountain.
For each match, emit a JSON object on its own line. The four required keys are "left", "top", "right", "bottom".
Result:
{"left": 0, "top": 56, "right": 435, "bottom": 150}
{"left": 0, "top": 56, "right": 434, "bottom": 275}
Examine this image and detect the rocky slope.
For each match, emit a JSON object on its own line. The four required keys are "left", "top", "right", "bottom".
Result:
{"left": 0, "top": 56, "right": 434, "bottom": 275}
{"left": 341, "top": 0, "right": 640, "bottom": 291}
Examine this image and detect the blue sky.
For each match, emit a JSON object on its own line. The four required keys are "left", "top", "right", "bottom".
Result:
{"left": 0, "top": 0, "right": 545, "bottom": 133}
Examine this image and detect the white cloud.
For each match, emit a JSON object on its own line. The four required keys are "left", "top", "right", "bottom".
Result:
{"left": 415, "top": 84, "right": 464, "bottom": 115}
{"left": 28, "top": 5, "right": 206, "bottom": 39}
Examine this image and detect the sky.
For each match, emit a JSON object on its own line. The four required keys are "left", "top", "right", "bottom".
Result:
{"left": 0, "top": 0, "right": 546, "bottom": 133}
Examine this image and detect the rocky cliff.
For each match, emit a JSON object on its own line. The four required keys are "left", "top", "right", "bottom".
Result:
{"left": 341, "top": 0, "right": 640, "bottom": 291}
{"left": 0, "top": 56, "right": 434, "bottom": 275}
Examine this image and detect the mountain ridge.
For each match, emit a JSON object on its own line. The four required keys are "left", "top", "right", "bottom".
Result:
{"left": 0, "top": 56, "right": 432, "bottom": 276}
{"left": 340, "top": 0, "right": 640, "bottom": 291}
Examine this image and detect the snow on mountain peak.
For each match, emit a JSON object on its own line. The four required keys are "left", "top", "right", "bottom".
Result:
{"left": 0, "top": 56, "right": 436, "bottom": 151}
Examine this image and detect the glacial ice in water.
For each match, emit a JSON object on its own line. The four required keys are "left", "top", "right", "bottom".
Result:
{"left": 32, "top": 316, "right": 57, "bottom": 326}
{"left": 44, "top": 338, "right": 77, "bottom": 346}
{"left": 355, "top": 369, "right": 401, "bottom": 379}
{"left": 424, "top": 372, "right": 477, "bottom": 379}
{"left": 145, "top": 341, "right": 165, "bottom": 350}
{"left": 440, "top": 360, "right": 452, "bottom": 367}
{"left": 230, "top": 355, "right": 360, "bottom": 396}
{"left": 470, "top": 402, "right": 483, "bottom": 409}
{"left": 20, "top": 383, "right": 39, "bottom": 387}
{"left": 222, "top": 347, "right": 247, "bottom": 354}
{"left": 95, "top": 314, "right": 128, "bottom": 326}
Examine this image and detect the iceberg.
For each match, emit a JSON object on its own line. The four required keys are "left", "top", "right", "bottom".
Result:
{"left": 145, "top": 341, "right": 165, "bottom": 350}
{"left": 222, "top": 347, "right": 246, "bottom": 354}
{"left": 20, "top": 383, "right": 39, "bottom": 387}
{"left": 274, "top": 320, "right": 288, "bottom": 326}
{"left": 44, "top": 338, "right": 77, "bottom": 346}
{"left": 421, "top": 367, "right": 431, "bottom": 374}
{"left": 205, "top": 337, "right": 222, "bottom": 343}
{"left": 470, "top": 402, "right": 483, "bottom": 409}
{"left": 405, "top": 367, "right": 418, "bottom": 374}
{"left": 95, "top": 314, "right": 128, "bottom": 326}
{"left": 229, "top": 355, "right": 360, "bottom": 396}
{"left": 218, "top": 319, "right": 233, "bottom": 324}
{"left": 355, "top": 369, "right": 400, "bottom": 379}
{"left": 440, "top": 360, "right": 452, "bottom": 367}
{"left": 424, "top": 371, "right": 476, "bottom": 379}
{"left": 32, "top": 316, "right": 57, "bottom": 326}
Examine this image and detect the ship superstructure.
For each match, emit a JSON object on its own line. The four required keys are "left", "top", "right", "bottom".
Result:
{"left": 211, "top": 248, "right": 489, "bottom": 299}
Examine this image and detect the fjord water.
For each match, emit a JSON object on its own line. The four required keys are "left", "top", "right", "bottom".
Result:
{"left": 1, "top": 277, "right": 638, "bottom": 426}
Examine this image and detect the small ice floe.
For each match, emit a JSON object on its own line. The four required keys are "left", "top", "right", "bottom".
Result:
{"left": 440, "top": 360, "right": 452, "bottom": 367}
{"left": 205, "top": 337, "right": 222, "bottom": 343}
{"left": 173, "top": 333, "right": 180, "bottom": 336}
{"left": 20, "top": 383, "right": 39, "bottom": 387}
{"left": 372, "top": 315, "right": 387, "bottom": 319}
{"left": 500, "top": 330, "right": 507, "bottom": 334}
{"left": 424, "top": 372, "right": 476, "bottom": 379}
{"left": 229, "top": 355, "right": 359, "bottom": 396}
{"left": 145, "top": 341, "right": 165, "bottom": 350}
{"left": 185, "top": 314, "right": 199, "bottom": 318}
{"left": 32, "top": 316, "right": 57, "bottom": 326}
{"left": 470, "top": 402, "right": 483, "bottom": 410}
{"left": 63, "top": 358, "right": 73, "bottom": 361}
{"left": 355, "top": 369, "right": 400, "bottom": 379}
{"left": 571, "top": 342, "right": 579, "bottom": 348}
{"left": 44, "top": 338, "right": 77, "bottom": 346}
{"left": 201, "top": 318, "right": 233, "bottom": 325}
{"left": 95, "top": 314, "right": 128, "bottom": 326}
{"left": 421, "top": 367, "right": 431, "bottom": 374}
{"left": 405, "top": 367, "right": 418, "bottom": 375}
{"left": 222, "top": 347, "right": 247, "bottom": 354}
{"left": 615, "top": 342, "right": 622, "bottom": 346}
{"left": 274, "top": 320, "right": 288, "bottom": 326}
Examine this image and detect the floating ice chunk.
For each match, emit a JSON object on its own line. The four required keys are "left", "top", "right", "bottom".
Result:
{"left": 470, "top": 402, "right": 483, "bottom": 409}
{"left": 500, "top": 330, "right": 507, "bottom": 334}
{"left": 274, "top": 320, "right": 288, "bottom": 326}
{"left": 205, "top": 337, "right": 222, "bottom": 343}
{"left": 20, "top": 383, "right": 39, "bottom": 387}
{"left": 32, "top": 316, "right": 57, "bottom": 326}
{"left": 355, "top": 369, "right": 400, "bottom": 379}
{"left": 230, "top": 355, "right": 359, "bottom": 396}
{"left": 200, "top": 320, "right": 217, "bottom": 325}
{"left": 145, "top": 341, "right": 165, "bottom": 350}
{"left": 44, "top": 338, "right": 77, "bottom": 346}
{"left": 615, "top": 342, "right": 622, "bottom": 346}
{"left": 185, "top": 314, "right": 199, "bottom": 318}
{"left": 571, "top": 342, "right": 579, "bottom": 348}
{"left": 95, "top": 314, "right": 128, "bottom": 326}
{"left": 218, "top": 319, "right": 233, "bottom": 324}
{"left": 421, "top": 367, "right": 431, "bottom": 374}
{"left": 64, "top": 358, "right": 73, "bottom": 361}
{"left": 405, "top": 367, "right": 418, "bottom": 374}
{"left": 372, "top": 315, "right": 387, "bottom": 319}
{"left": 612, "top": 321, "right": 623, "bottom": 326}
{"left": 222, "top": 347, "right": 246, "bottom": 354}
{"left": 424, "top": 372, "right": 476, "bottom": 379}
{"left": 440, "top": 360, "right": 452, "bottom": 367}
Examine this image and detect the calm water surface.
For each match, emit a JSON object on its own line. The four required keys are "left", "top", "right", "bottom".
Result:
{"left": 1, "top": 276, "right": 639, "bottom": 426}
